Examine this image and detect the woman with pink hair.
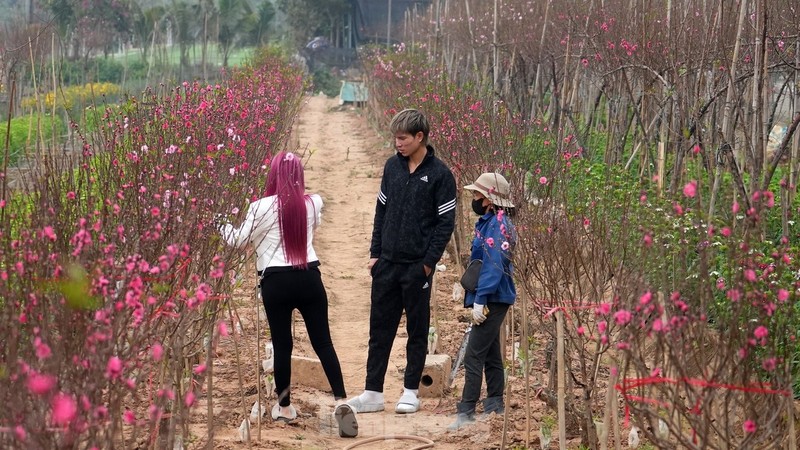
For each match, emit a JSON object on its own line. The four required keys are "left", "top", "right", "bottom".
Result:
{"left": 220, "top": 151, "right": 357, "bottom": 437}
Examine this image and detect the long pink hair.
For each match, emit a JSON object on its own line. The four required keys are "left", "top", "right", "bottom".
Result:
{"left": 264, "top": 151, "right": 314, "bottom": 268}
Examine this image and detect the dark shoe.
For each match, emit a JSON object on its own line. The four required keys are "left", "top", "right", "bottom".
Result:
{"left": 479, "top": 406, "right": 505, "bottom": 419}
{"left": 481, "top": 396, "right": 505, "bottom": 418}
{"left": 334, "top": 403, "right": 358, "bottom": 438}
{"left": 447, "top": 413, "right": 475, "bottom": 431}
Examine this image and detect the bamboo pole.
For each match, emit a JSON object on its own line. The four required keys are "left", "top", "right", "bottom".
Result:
{"left": 255, "top": 284, "right": 263, "bottom": 440}
{"left": 522, "top": 295, "right": 530, "bottom": 447}
{"left": 50, "top": 33, "right": 57, "bottom": 160}
{"left": 463, "top": 0, "right": 480, "bottom": 85}
{"left": 557, "top": 310, "right": 566, "bottom": 449}
{"left": 612, "top": 365, "right": 621, "bottom": 450}
{"left": 207, "top": 309, "right": 220, "bottom": 449}
{"left": 790, "top": 35, "right": 800, "bottom": 212}
{"left": 750, "top": 0, "right": 766, "bottom": 188}
{"left": 492, "top": 0, "right": 499, "bottom": 100}
{"left": 500, "top": 305, "right": 514, "bottom": 449}
{"left": 789, "top": 398, "right": 797, "bottom": 450}
{"left": 600, "top": 367, "right": 617, "bottom": 450}
{"left": 387, "top": 0, "right": 392, "bottom": 48}
{"left": 708, "top": 0, "right": 747, "bottom": 219}
{"left": 531, "top": 0, "right": 551, "bottom": 120}
{"left": 227, "top": 300, "right": 253, "bottom": 448}
{"left": 657, "top": 142, "right": 666, "bottom": 196}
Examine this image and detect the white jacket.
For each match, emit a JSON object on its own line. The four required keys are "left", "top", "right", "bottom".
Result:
{"left": 221, "top": 194, "right": 322, "bottom": 271}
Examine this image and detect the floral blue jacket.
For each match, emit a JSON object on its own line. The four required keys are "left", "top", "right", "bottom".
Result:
{"left": 464, "top": 210, "right": 517, "bottom": 307}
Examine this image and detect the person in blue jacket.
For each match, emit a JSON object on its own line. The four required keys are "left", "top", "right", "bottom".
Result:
{"left": 449, "top": 172, "right": 517, "bottom": 430}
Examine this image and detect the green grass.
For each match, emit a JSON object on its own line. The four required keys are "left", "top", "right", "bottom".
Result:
{"left": 111, "top": 45, "right": 255, "bottom": 69}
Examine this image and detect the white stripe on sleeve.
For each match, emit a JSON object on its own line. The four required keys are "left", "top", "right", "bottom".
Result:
{"left": 438, "top": 198, "right": 456, "bottom": 215}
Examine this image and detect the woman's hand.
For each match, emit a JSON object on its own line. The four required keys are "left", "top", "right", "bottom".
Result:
{"left": 472, "top": 304, "right": 487, "bottom": 325}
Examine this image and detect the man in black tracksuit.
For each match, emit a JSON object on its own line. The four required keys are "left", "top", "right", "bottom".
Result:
{"left": 347, "top": 109, "right": 456, "bottom": 414}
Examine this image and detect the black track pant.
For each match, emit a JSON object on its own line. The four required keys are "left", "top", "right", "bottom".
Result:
{"left": 260, "top": 267, "right": 346, "bottom": 406}
{"left": 457, "top": 303, "right": 510, "bottom": 415}
{"left": 365, "top": 259, "right": 432, "bottom": 392}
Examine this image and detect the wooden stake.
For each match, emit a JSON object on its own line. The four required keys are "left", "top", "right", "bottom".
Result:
{"left": 657, "top": 142, "right": 665, "bottom": 196}
{"left": 500, "top": 305, "right": 514, "bottom": 449}
{"left": 600, "top": 367, "right": 618, "bottom": 450}
{"left": 255, "top": 284, "right": 262, "bottom": 440}
{"left": 557, "top": 310, "right": 566, "bottom": 449}
{"left": 789, "top": 398, "right": 796, "bottom": 450}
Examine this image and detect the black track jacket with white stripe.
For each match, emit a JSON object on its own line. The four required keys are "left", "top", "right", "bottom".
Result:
{"left": 370, "top": 145, "right": 457, "bottom": 268}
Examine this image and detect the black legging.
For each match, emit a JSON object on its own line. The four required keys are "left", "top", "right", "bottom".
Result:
{"left": 260, "top": 267, "right": 346, "bottom": 406}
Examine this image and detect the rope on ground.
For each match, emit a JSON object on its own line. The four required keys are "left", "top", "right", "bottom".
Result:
{"left": 342, "top": 434, "right": 435, "bottom": 450}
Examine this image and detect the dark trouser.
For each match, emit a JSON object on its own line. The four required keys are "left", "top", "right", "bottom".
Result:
{"left": 457, "top": 303, "right": 510, "bottom": 415}
{"left": 260, "top": 267, "right": 346, "bottom": 406}
{"left": 365, "top": 259, "right": 432, "bottom": 392}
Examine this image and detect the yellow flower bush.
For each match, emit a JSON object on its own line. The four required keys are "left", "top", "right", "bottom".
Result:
{"left": 20, "top": 82, "right": 121, "bottom": 111}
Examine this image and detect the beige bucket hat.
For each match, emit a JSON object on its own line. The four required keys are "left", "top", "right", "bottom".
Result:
{"left": 464, "top": 172, "right": 515, "bottom": 208}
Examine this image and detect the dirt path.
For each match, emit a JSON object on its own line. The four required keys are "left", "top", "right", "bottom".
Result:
{"left": 197, "top": 94, "right": 468, "bottom": 449}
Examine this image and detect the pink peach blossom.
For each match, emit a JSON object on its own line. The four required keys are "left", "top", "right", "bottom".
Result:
{"left": 106, "top": 356, "right": 123, "bottom": 379}
{"left": 151, "top": 343, "right": 164, "bottom": 361}
{"left": 34, "top": 337, "right": 51, "bottom": 360}
{"left": 51, "top": 393, "right": 78, "bottom": 426}
{"left": 14, "top": 425, "right": 26, "bottom": 441}
{"left": 185, "top": 391, "right": 196, "bottom": 407}
{"left": 614, "top": 309, "right": 632, "bottom": 325}
{"left": 43, "top": 226, "right": 56, "bottom": 241}
{"left": 683, "top": 180, "right": 697, "bottom": 197}
{"left": 27, "top": 372, "right": 56, "bottom": 395}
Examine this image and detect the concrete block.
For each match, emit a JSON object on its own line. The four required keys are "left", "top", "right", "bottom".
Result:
{"left": 419, "top": 354, "right": 451, "bottom": 398}
{"left": 291, "top": 355, "right": 330, "bottom": 392}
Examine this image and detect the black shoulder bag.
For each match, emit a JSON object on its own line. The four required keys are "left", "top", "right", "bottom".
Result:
{"left": 459, "top": 259, "right": 483, "bottom": 292}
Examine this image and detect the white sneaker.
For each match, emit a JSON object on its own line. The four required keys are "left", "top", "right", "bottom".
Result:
{"left": 394, "top": 391, "right": 420, "bottom": 414}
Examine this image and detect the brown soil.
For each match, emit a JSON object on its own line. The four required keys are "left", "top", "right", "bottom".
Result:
{"left": 186, "top": 94, "right": 560, "bottom": 450}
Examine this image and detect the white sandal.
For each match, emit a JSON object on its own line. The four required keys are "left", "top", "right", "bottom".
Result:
{"left": 271, "top": 403, "right": 297, "bottom": 422}
{"left": 334, "top": 403, "right": 358, "bottom": 437}
{"left": 394, "top": 392, "right": 420, "bottom": 414}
